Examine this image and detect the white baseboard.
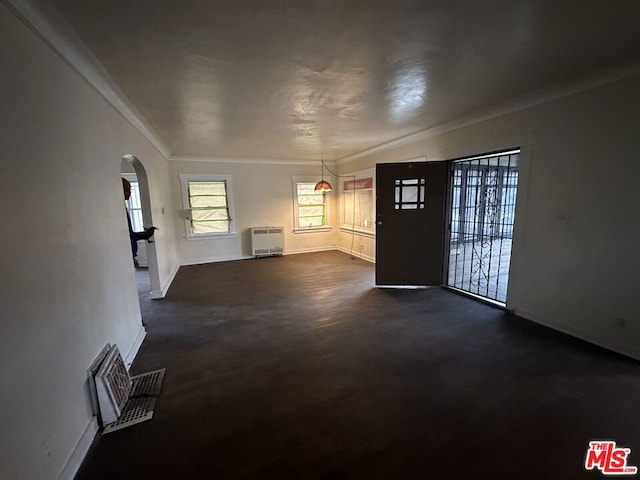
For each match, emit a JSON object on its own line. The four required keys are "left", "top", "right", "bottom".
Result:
{"left": 182, "top": 247, "right": 337, "bottom": 265}
{"left": 151, "top": 261, "right": 180, "bottom": 299}
{"left": 335, "top": 245, "right": 376, "bottom": 263}
{"left": 57, "top": 417, "right": 98, "bottom": 480}
{"left": 180, "top": 254, "right": 254, "bottom": 266}
{"left": 514, "top": 308, "right": 640, "bottom": 362}
{"left": 283, "top": 246, "right": 337, "bottom": 256}
{"left": 124, "top": 325, "right": 147, "bottom": 368}
{"left": 180, "top": 247, "right": 375, "bottom": 266}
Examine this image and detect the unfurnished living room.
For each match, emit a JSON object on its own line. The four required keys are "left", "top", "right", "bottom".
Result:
{"left": 1, "top": 1, "right": 640, "bottom": 479}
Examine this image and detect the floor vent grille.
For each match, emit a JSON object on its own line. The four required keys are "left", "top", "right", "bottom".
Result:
{"left": 103, "top": 369, "right": 165, "bottom": 434}
{"left": 94, "top": 344, "right": 166, "bottom": 434}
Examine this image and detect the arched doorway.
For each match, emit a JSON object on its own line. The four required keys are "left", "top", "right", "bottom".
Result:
{"left": 121, "top": 155, "right": 161, "bottom": 299}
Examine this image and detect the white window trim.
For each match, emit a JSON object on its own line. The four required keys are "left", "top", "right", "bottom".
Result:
{"left": 339, "top": 168, "right": 376, "bottom": 237}
{"left": 291, "top": 175, "right": 332, "bottom": 233}
{"left": 180, "top": 173, "right": 237, "bottom": 240}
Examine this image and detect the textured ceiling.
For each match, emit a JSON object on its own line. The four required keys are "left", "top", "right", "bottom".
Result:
{"left": 49, "top": 0, "right": 640, "bottom": 161}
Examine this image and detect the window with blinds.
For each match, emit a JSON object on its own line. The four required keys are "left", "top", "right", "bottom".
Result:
{"left": 291, "top": 176, "right": 331, "bottom": 232}
{"left": 295, "top": 182, "right": 326, "bottom": 228}
{"left": 180, "top": 174, "right": 236, "bottom": 238}
{"left": 188, "top": 181, "right": 231, "bottom": 234}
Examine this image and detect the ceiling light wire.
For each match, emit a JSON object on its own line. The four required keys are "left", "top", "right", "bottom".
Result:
{"left": 317, "top": 160, "right": 358, "bottom": 260}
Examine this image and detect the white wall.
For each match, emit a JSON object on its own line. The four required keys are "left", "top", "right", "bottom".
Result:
{"left": 170, "top": 160, "right": 337, "bottom": 265}
{"left": 336, "top": 229, "right": 376, "bottom": 262}
{"left": 0, "top": 5, "right": 178, "bottom": 480}
{"left": 337, "top": 74, "right": 640, "bottom": 360}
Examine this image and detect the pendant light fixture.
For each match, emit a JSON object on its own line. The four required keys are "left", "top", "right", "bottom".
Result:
{"left": 314, "top": 159, "right": 333, "bottom": 192}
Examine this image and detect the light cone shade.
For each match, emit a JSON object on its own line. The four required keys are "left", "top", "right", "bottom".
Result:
{"left": 314, "top": 180, "right": 333, "bottom": 192}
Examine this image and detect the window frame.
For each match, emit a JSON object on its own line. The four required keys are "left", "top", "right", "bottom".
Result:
{"left": 180, "top": 173, "right": 237, "bottom": 240}
{"left": 122, "top": 173, "right": 144, "bottom": 232}
{"left": 291, "top": 175, "right": 331, "bottom": 233}
{"left": 339, "top": 168, "right": 376, "bottom": 237}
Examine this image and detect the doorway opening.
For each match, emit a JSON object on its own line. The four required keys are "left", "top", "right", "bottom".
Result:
{"left": 121, "top": 155, "right": 161, "bottom": 299}
{"left": 446, "top": 150, "right": 520, "bottom": 305}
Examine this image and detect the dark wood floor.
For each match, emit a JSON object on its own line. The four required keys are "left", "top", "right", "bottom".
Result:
{"left": 76, "top": 251, "right": 640, "bottom": 479}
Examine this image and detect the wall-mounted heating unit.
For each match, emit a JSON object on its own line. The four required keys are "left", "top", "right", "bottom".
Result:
{"left": 93, "top": 344, "right": 166, "bottom": 433}
{"left": 251, "top": 226, "right": 284, "bottom": 256}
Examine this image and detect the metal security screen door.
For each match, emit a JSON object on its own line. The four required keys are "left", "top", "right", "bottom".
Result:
{"left": 376, "top": 161, "right": 449, "bottom": 286}
{"left": 447, "top": 150, "right": 520, "bottom": 304}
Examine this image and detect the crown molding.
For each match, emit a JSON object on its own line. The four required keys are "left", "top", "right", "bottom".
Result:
{"left": 4, "top": 0, "right": 172, "bottom": 160}
{"left": 336, "top": 59, "right": 640, "bottom": 166}
{"left": 170, "top": 154, "right": 336, "bottom": 166}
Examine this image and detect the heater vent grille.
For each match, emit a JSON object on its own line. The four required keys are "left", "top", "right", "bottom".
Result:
{"left": 94, "top": 345, "right": 166, "bottom": 433}
{"left": 103, "top": 396, "right": 155, "bottom": 433}
{"left": 102, "top": 347, "right": 132, "bottom": 415}
{"left": 102, "top": 368, "right": 166, "bottom": 434}
{"left": 131, "top": 368, "right": 165, "bottom": 397}
{"left": 88, "top": 343, "right": 111, "bottom": 428}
